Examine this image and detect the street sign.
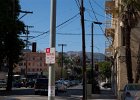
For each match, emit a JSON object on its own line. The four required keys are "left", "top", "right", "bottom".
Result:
{"left": 45, "top": 48, "right": 55, "bottom": 64}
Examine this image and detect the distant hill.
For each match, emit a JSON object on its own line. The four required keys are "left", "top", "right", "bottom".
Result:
{"left": 66, "top": 51, "right": 105, "bottom": 62}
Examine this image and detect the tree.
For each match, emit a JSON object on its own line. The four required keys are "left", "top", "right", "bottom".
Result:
{"left": 0, "top": 0, "right": 25, "bottom": 91}
{"left": 121, "top": 0, "right": 140, "bottom": 83}
{"left": 98, "top": 61, "right": 111, "bottom": 81}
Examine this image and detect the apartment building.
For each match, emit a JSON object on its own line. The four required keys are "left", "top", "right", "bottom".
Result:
{"left": 17, "top": 50, "right": 48, "bottom": 77}
{"left": 105, "top": 0, "right": 140, "bottom": 97}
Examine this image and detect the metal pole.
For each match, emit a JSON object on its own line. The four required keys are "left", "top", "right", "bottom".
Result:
{"left": 48, "top": 0, "right": 56, "bottom": 100}
{"left": 62, "top": 45, "right": 63, "bottom": 78}
{"left": 91, "top": 23, "right": 94, "bottom": 93}
{"left": 80, "top": 0, "right": 87, "bottom": 99}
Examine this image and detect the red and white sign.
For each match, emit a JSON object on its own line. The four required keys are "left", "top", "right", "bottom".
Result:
{"left": 45, "top": 48, "right": 55, "bottom": 64}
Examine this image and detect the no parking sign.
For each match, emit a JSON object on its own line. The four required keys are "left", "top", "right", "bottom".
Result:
{"left": 45, "top": 48, "right": 55, "bottom": 64}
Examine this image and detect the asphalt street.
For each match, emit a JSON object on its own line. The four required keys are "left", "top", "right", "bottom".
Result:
{"left": 0, "top": 84, "right": 117, "bottom": 100}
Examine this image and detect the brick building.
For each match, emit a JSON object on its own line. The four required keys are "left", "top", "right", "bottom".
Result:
{"left": 17, "top": 50, "right": 48, "bottom": 78}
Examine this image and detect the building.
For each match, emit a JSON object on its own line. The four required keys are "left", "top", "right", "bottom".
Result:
{"left": 105, "top": 0, "right": 140, "bottom": 98}
{"left": 18, "top": 50, "right": 48, "bottom": 78}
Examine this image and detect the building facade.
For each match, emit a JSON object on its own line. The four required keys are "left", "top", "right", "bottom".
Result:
{"left": 105, "top": 0, "right": 140, "bottom": 97}
{"left": 18, "top": 50, "right": 48, "bottom": 78}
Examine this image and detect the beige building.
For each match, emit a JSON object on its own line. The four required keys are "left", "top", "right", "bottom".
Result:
{"left": 105, "top": 0, "right": 140, "bottom": 97}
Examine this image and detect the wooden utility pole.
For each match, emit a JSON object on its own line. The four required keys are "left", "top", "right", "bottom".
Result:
{"left": 80, "top": 0, "right": 87, "bottom": 99}
{"left": 58, "top": 44, "right": 67, "bottom": 78}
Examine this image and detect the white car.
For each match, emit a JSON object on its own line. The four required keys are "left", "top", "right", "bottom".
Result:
{"left": 121, "top": 84, "right": 140, "bottom": 100}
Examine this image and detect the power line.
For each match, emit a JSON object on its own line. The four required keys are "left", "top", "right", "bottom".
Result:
{"left": 85, "top": 8, "right": 111, "bottom": 19}
{"left": 29, "top": 31, "right": 104, "bottom": 36}
{"left": 74, "top": 0, "right": 81, "bottom": 9}
{"left": 88, "top": 0, "right": 112, "bottom": 45}
{"left": 91, "top": 0, "right": 104, "bottom": 11}
{"left": 57, "top": 32, "right": 104, "bottom": 36}
{"left": 88, "top": 0, "right": 105, "bottom": 34}
{"left": 29, "top": 13, "right": 80, "bottom": 40}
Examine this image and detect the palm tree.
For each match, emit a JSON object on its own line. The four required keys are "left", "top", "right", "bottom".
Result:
{"left": 121, "top": 0, "right": 140, "bottom": 83}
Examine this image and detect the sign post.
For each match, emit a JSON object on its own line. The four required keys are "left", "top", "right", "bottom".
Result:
{"left": 46, "top": 48, "right": 56, "bottom": 98}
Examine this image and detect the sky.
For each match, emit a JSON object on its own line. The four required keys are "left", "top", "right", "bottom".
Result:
{"left": 19, "top": 0, "right": 108, "bottom": 53}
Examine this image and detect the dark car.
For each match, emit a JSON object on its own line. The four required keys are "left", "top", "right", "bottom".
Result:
{"left": 102, "top": 83, "right": 111, "bottom": 88}
{"left": 34, "top": 78, "right": 48, "bottom": 95}
{"left": 13, "top": 82, "right": 24, "bottom": 88}
{"left": 25, "top": 81, "right": 35, "bottom": 88}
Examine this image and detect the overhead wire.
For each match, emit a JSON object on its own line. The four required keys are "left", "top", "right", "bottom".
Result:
{"left": 29, "top": 31, "right": 104, "bottom": 36}
{"left": 74, "top": 0, "right": 81, "bottom": 9}
{"left": 88, "top": 0, "right": 112, "bottom": 45}
{"left": 92, "top": 0, "right": 113, "bottom": 18}
{"left": 88, "top": 0, "right": 105, "bottom": 33}
{"left": 92, "top": 0, "right": 104, "bottom": 11}
{"left": 85, "top": 8, "right": 111, "bottom": 19}
{"left": 29, "top": 13, "right": 80, "bottom": 40}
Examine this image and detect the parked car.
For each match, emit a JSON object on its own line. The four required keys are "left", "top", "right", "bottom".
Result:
{"left": 55, "top": 81, "right": 67, "bottom": 92}
{"left": 100, "top": 82, "right": 111, "bottom": 89}
{"left": 0, "top": 80, "right": 6, "bottom": 88}
{"left": 102, "top": 83, "right": 111, "bottom": 89}
{"left": 121, "top": 84, "right": 140, "bottom": 100}
{"left": 34, "top": 78, "right": 48, "bottom": 95}
{"left": 34, "top": 78, "right": 58, "bottom": 95}
{"left": 13, "top": 81, "right": 24, "bottom": 88}
{"left": 25, "top": 81, "right": 35, "bottom": 88}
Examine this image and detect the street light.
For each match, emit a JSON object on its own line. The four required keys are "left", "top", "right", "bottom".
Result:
{"left": 91, "top": 21, "right": 102, "bottom": 93}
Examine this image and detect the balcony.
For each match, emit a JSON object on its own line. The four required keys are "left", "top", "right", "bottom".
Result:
{"left": 105, "top": 28, "right": 115, "bottom": 38}
{"left": 105, "top": 46, "right": 113, "bottom": 57}
{"left": 105, "top": 0, "right": 116, "bottom": 15}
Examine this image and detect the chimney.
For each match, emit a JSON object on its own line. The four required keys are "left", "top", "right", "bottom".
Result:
{"left": 32, "top": 42, "right": 36, "bottom": 52}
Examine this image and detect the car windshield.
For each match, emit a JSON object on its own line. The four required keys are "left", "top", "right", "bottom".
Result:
{"left": 128, "top": 84, "right": 140, "bottom": 90}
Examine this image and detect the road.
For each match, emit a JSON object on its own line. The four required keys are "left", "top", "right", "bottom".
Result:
{"left": 0, "top": 85, "right": 117, "bottom": 100}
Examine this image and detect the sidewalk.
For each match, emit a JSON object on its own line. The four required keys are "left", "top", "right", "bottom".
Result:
{"left": 88, "top": 89, "right": 117, "bottom": 99}
{"left": 0, "top": 89, "right": 117, "bottom": 100}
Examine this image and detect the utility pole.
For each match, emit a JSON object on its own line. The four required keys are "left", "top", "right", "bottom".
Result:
{"left": 80, "top": 0, "right": 87, "bottom": 99}
{"left": 48, "top": 0, "right": 56, "bottom": 100}
{"left": 24, "top": 25, "right": 33, "bottom": 80}
{"left": 58, "top": 44, "right": 67, "bottom": 78}
{"left": 19, "top": 10, "right": 33, "bottom": 20}
{"left": 91, "top": 23, "right": 94, "bottom": 93}
{"left": 25, "top": 25, "right": 34, "bottom": 49}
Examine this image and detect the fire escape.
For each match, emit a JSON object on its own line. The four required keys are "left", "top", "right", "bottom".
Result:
{"left": 105, "top": 0, "right": 118, "bottom": 95}
{"left": 105, "top": 0, "right": 116, "bottom": 58}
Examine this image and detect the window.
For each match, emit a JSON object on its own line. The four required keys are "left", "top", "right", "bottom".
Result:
{"left": 32, "top": 68, "right": 35, "bottom": 72}
{"left": 33, "top": 57, "right": 35, "bottom": 60}
{"left": 40, "top": 63, "right": 42, "bottom": 67}
{"left": 28, "top": 68, "right": 30, "bottom": 72}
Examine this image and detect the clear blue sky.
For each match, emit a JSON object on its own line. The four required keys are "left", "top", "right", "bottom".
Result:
{"left": 20, "top": 0, "right": 108, "bottom": 53}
